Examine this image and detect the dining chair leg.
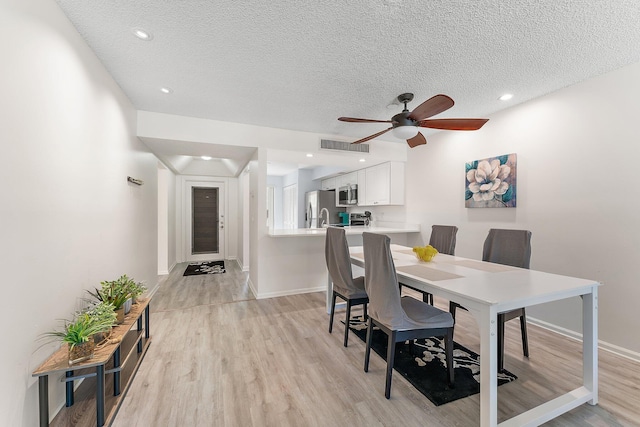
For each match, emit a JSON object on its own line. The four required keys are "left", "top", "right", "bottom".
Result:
{"left": 445, "top": 330, "right": 455, "bottom": 386}
{"left": 364, "top": 319, "right": 374, "bottom": 372}
{"left": 449, "top": 302, "right": 457, "bottom": 321}
{"left": 363, "top": 303, "right": 368, "bottom": 321}
{"left": 385, "top": 331, "right": 397, "bottom": 399}
{"left": 329, "top": 292, "right": 337, "bottom": 333}
{"left": 520, "top": 311, "right": 529, "bottom": 357}
{"left": 498, "top": 313, "right": 505, "bottom": 372}
{"left": 344, "top": 300, "right": 352, "bottom": 347}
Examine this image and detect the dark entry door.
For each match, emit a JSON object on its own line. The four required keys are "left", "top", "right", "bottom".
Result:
{"left": 192, "top": 187, "right": 219, "bottom": 254}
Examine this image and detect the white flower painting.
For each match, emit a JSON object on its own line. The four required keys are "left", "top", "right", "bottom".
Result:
{"left": 465, "top": 153, "right": 517, "bottom": 208}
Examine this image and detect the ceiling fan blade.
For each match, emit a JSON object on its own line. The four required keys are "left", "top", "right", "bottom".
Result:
{"left": 407, "top": 132, "right": 427, "bottom": 148}
{"left": 417, "top": 118, "right": 489, "bottom": 130}
{"left": 338, "top": 117, "right": 393, "bottom": 123}
{"left": 408, "top": 94, "right": 455, "bottom": 121}
{"left": 351, "top": 127, "right": 393, "bottom": 144}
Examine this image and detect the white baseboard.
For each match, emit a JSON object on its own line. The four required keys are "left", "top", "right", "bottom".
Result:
{"left": 247, "top": 276, "right": 257, "bottom": 299}
{"left": 528, "top": 316, "right": 640, "bottom": 363}
{"left": 147, "top": 282, "right": 161, "bottom": 299}
{"left": 234, "top": 258, "right": 249, "bottom": 272}
{"left": 255, "top": 286, "right": 326, "bottom": 300}
{"left": 158, "top": 261, "right": 177, "bottom": 276}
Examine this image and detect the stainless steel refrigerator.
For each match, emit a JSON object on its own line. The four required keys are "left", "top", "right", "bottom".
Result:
{"left": 305, "top": 190, "right": 346, "bottom": 228}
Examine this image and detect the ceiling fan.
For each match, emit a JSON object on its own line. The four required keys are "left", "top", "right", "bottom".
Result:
{"left": 338, "top": 93, "right": 489, "bottom": 148}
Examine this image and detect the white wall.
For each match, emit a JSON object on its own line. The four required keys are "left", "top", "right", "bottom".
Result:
{"left": 266, "top": 175, "right": 284, "bottom": 228}
{"left": 238, "top": 165, "right": 251, "bottom": 271}
{"left": 167, "top": 166, "right": 177, "bottom": 269}
{"left": 403, "top": 60, "right": 640, "bottom": 357}
{"left": 248, "top": 152, "right": 263, "bottom": 295}
{"left": 0, "top": 1, "right": 159, "bottom": 425}
{"left": 158, "top": 163, "right": 177, "bottom": 274}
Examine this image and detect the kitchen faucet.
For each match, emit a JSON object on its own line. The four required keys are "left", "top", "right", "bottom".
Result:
{"left": 320, "top": 207, "right": 330, "bottom": 227}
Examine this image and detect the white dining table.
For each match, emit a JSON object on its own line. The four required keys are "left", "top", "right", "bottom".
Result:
{"left": 347, "top": 244, "right": 600, "bottom": 427}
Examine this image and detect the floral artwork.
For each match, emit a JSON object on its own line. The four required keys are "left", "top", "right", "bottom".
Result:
{"left": 465, "top": 153, "right": 517, "bottom": 208}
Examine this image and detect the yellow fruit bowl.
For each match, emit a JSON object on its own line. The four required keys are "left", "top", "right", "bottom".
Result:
{"left": 413, "top": 245, "right": 439, "bottom": 262}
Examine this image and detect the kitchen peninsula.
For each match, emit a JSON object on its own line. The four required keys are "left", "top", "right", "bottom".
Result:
{"left": 256, "top": 224, "right": 420, "bottom": 304}
{"left": 268, "top": 224, "right": 420, "bottom": 237}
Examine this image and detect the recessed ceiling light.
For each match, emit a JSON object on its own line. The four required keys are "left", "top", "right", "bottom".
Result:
{"left": 306, "top": 153, "right": 313, "bottom": 158}
{"left": 201, "top": 156, "right": 212, "bottom": 160}
{"left": 499, "top": 93, "right": 513, "bottom": 101}
{"left": 160, "top": 87, "right": 173, "bottom": 94}
{"left": 132, "top": 28, "right": 153, "bottom": 41}
{"left": 359, "top": 158, "right": 366, "bottom": 162}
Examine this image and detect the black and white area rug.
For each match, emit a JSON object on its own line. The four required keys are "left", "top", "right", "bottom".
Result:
{"left": 347, "top": 318, "right": 517, "bottom": 406}
{"left": 183, "top": 260, "right": 226, "bottom": 276}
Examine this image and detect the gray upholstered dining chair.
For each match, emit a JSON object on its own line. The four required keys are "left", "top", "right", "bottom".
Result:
{"left": 326, "top": 226, "right": 368, "bottom": 347}
{"left": 362, "top": 232, "right": 454, "bottom": 399}
{"left": 399, "top": 225, "right": 458, "bottom": 304}
{"left": 449, "top": 228, "right": 532, "bottom": 372}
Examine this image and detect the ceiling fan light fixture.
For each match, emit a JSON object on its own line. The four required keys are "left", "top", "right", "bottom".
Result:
{"left": 391, "top": 125, "right": 419, "bottom": 140}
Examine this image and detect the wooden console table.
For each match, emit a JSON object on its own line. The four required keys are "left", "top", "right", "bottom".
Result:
{"left": 33, "top": 298, "right": 152, "bottom": 427}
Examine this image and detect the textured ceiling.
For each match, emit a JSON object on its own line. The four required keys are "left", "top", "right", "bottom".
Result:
{"left": 55, "top": 0, "right": 640, "bottom": 173}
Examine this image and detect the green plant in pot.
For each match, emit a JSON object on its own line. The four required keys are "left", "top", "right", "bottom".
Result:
{"left": 88, "top": 278, "right": 131, "bottom": 324}
{"left": 44, "top": 312, "right": 115, "bottom": 364}
{"left": 121, "top": 275, "right": 147, "bottom": 304}
{"left": 83, "top": 301, "right": 117, "bottom": 343}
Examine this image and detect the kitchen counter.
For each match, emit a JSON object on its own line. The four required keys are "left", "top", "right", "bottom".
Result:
{"left": 257, "top": 223, "right": 420, "bottom": 300}
{"left": 268, "top": 224, "right": 420, "bottom": 237}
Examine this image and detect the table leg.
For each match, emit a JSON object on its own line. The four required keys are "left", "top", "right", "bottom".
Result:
{"left": 113, "top": 347, "right": 121, "bottom": 396}
{"left": 145, "top": 304, "right": 150, "bottom": 340}
{"left": 468, "top": 305, "right": 499, "bottom": 427}
{"left": 326, "top": 274, "right": 333, "bottom": 314}
{"left": 65, "top": 370, "right": 74, "bottom": 406}
{"left": 137, "top": 316, "right": 143, "bottom": 353}
{"left": 38, "top": 375, "right": 49, "bottom": 427}
{"left": 583, "top": 286, "right": 599, "bottom": 405}
{"left": 96, "top": 365, "right": 105, "bottom": 426}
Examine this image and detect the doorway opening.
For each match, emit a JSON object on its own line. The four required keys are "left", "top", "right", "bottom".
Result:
{"left": 184, "top": 180, "right": 225, "bottom": 262}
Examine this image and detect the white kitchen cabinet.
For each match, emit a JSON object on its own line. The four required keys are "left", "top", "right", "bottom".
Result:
{"left": 336, "top": 171, "right": 358, "bottom": 188}
{"left": 357, "top": 169, "right": 366, "bottom": 206}
{"left": 360, "top": 161, "right": 405, "bottom": 206}
{"left": 321, "top": 177, "right": 336, "bottom": 190}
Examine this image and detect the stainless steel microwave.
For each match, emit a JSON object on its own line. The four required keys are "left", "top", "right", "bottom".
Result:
{"left": 338, "top": 184, "right": 358, "bottom": 205}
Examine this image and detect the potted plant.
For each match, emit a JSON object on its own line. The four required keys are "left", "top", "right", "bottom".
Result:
{"left": 113, "top": 274, "right": 145, "bottom": 314}
{"left": 44, "top": 312, "right": 115, "bottom": 364}
{"left": 121, "top": 275, "right": 147, "bottom": 304}
{"left": 83, "top": 301, "right": 117, "bottom": 343}
{"left": 88, "top": 278, "right": 131, "bottom": 324}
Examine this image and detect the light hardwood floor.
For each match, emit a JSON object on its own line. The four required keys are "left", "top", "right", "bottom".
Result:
{"left": 113, "top": 261, "right": 640, "bottom": 426}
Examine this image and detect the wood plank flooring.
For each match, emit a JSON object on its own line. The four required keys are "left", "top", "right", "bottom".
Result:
{"left": 112, "top": 261, "right": 640, "bottom": 426}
